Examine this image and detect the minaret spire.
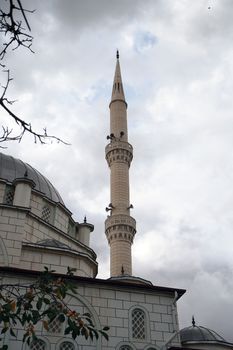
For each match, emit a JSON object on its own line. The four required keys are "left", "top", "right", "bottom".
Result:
{"left": 105, "top": 53, "right": 136, "bottom": 277}
{"left": 111, "top": 51, "right": 126, "bottom": 104}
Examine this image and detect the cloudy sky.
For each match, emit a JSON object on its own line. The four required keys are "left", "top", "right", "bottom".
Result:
{"left": 1, "top": 0, "right": 233, "bottom": 342}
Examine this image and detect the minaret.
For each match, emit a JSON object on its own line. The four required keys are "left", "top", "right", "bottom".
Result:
{"left": 105, "top": 51, "right": 136, "bottom": 277}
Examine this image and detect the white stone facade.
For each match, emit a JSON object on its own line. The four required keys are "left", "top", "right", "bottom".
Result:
{"left": 0, "top": 270, "right": 183, "bottom": 350}
{"left": 0, "top": 178, "right": 97, "bottom": 277}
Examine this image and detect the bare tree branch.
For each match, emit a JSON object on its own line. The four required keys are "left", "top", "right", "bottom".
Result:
{"left": 0, "top": 0, "right": 34, "bottom": 60}
{"left": 0, "top": 0, "right": 69, "bottom": 146}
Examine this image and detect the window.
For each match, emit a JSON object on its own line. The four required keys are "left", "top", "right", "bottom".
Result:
{"left": 4, "top": 185, "right": 14, "bottom": 205}
{"left": 68, "top": 220, "right": 75, "bottom": 237}
{"left": 48, "top": 316, "right": 62, "bottom": 333}
{"left": 41, "top": 201, "right": 54, "bottom": 224}
{"left": 47, "top": 303, "right": 62, "bottom": 334}
{"left": 59, "top": 342, "right": 75, "bottom": 350}
{"left": 132, "top": 308, "right": 146, "bottom": 339}
{"left": 42, "top": 205, "right": 51, "bottom": 222}
{"left": 30, "top": 339, "right": 46, "bottom": 350}
{"left": 119, "top": 346, "right": 133, "bottom": 350}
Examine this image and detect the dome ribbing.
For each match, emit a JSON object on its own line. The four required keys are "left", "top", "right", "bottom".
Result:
{"left": 0, "top": 152, "right": 65, "bottom": 206}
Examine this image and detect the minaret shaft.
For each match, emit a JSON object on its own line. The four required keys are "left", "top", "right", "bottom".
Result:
{"left": 110, "top": 162, "right": 130, "bottom": 214}
{"left": 110, "top": 101, "right": 128, "bottom": 142}
{"left": 105, "top": 53, "right": 136, "bottom": 277}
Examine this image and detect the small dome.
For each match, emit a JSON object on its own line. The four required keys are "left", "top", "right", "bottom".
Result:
{"left": 0, "top": 152, "right": 65, "bottom": 206}
{"left": 180, "top": 324, "right": 226, "bottom": 343}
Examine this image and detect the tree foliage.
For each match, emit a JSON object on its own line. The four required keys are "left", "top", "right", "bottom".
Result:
{"left": 0, "top": 267, "right": 109, "bottom": 350}
{"left": 0, "top": 0, "right": 67, "bottom": 146}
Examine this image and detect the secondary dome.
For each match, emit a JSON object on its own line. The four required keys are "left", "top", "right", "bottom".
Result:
{"left": 180, "top": 324, "right": 226, "bottom": 343}
{"left": 0, "top": 152, "right": 65, "bottom": 206}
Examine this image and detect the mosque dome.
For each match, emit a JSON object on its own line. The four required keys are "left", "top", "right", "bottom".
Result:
{"left": 0, "top": 152, "right": 65, "bottom": 206}
{"left": 179, "top": 317, "right": 233, "bottom": 349}
{"left": 180, "top": 324, "right": 226, "bottom": 343}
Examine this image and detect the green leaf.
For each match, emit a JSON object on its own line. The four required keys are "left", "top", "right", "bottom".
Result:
{"left": 88, "top": 327, "right": 98, "bottom": 340}
{"left": 26, "top": 337, "right": 31, "bottom": 346}
{"left": 103, "top": 326, "right": 110, "bottom": 331}
{"left": 99, "top": 330, "right": 109, "bottom": 341}
{"left": 64, "top": 326, "right": 71, "bottom": 335}
{"left": 68, "top": 285, "right": 77, "bottom": 294}
{"left": 10, "top": 328, "right": 16, "bottom": 337}
{"left": 36, "top": 298, "right": 42, "bottom": 310}
{"left": 32, "top": 310, "right": 40, "bottom": 323}
{"left": 1, "top": 345, "right": 9, "bottom": 350}
{"left": 58, "top": 314, "right": 65, "bottom": 323}
{"left": 22, "top": 333, "right": 28, "bottom": 343}
{"left": 1, "top": 328, "right": 8, "bottom": 334}
{"left": 68, "top": 318, "right": 74, "bottom": 328}
{"left": 85, "top": 317, "right": 94, "bottom": 327}
{"left": 71, "top": 331, "right": 76, "bottom": 340}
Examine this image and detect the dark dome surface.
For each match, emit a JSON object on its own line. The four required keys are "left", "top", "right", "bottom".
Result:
{"left": 0, "top": 152, "right": 65, "bottom": 206}
{"left": 180, "top": 325, "right": 226, "bottom": 343}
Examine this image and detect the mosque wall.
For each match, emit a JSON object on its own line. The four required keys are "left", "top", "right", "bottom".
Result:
{"left": 0, "top": 206, "right": 25, "bottom": 266}
{"left": 0, "top": 273, "right": 181, "bottom": 350}
{"left": 0, "top": 203, "right": 96, "bottom": 277}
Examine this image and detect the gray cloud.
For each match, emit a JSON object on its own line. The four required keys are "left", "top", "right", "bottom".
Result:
{"left": 2, "top": 0, "right": 233, "bottom": 343}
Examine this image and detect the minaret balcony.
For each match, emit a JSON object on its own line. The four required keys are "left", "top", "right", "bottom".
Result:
{"left": 105, "top": 214, "right": 136, "bottom": 244}
{"left": 105, "top": 141, "right": 133, "bottom": 167}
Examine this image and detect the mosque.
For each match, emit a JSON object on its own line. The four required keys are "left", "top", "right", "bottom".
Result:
{"left": 0, "top": 53, "right": 232, "bottom": 350}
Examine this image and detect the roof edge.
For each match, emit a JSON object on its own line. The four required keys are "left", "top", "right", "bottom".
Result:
{"left": 0, "top": 266, "right": 186, "bottom": 298}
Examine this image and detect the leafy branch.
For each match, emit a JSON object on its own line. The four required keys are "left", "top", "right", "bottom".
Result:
{"left": 0, "top": 267, "right": 109, "bottom": 349}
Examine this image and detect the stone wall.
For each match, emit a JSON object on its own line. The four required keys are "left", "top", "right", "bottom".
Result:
{"left": 0, "top": 205, "right": 97, "bottom": 277}
{"left": 0, "top": 274, "right": 181, "bottom": 350}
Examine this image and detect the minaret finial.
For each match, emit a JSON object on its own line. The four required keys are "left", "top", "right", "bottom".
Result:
{"left": 192, "top": 315, "right": 196, "bottom": 327}
{"left": 116, "top": 49, "right": 119, "bottom": 59}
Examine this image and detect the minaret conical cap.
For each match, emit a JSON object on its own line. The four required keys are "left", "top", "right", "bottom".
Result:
{"left": 111, "top": 50, "right": 126, "bottom": 103}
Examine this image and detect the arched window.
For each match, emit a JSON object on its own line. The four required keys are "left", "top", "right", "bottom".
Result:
{"left": 132, "top": 308, "right": 146, "bottom": 339}
{"left": 30, "top": 339, "right": 47, "bottom": 350}
{"left": 59, "top": 342, "right": 75, "bottom": 350}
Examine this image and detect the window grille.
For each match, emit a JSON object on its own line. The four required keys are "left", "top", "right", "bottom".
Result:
{"left": 119, "top": 346, "right": 133, "bottom": 350}
{"left": 30, "top": 339, "right": 46, "bottom": 350}
{"left": 4, "top": 186, "right": 14, "bottom": 205}
{"left": 47, "top": 303, "right": 62, "bottom": 333}
{"left": 48, "top": 316, "right": 62, "bottom": 333}
{"left": 132, "top": 308, "right": 146, "bottom": 339}
{"left": 59, "top": 342, "right": 75, "bottom": 350}
{"left": 42, "top": 205, "right": 51, "bottom": 223}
